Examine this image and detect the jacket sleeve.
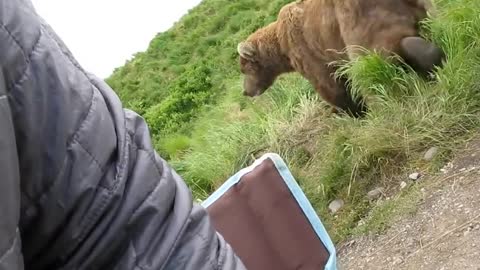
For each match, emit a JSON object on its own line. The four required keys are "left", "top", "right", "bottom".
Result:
{"left": 0, "top": 0, "right": 246, "bottom": 269}
{"left": 0, "top": 70, "right": 24, "bottom": 270}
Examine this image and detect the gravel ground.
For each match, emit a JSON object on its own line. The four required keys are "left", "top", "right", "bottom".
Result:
{"left": 338, "top": 136, "right": 480, "bottom": 270}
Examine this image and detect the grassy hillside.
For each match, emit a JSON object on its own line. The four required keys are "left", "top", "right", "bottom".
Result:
{"left": 106, "top": 0, "right": 480, "bottom": 243}
{"left": 106, "top": 0, "right": 291, "bottom": 143}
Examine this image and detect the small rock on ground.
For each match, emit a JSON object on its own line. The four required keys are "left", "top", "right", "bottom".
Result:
{"left": 329, "top": 199, "right": 344, "bottom": 214}
{"left": 424, "top": 147, "right": 439, "bottom": 161}
{"left": 409, "top": 172, "right": 421, "bottom": 180}
{"left": 367, "top": 188, "right": 384, "bottom": 200}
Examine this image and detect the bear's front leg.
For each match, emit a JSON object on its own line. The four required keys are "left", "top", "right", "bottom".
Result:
{"left": 311, "top": 70, "right": 367, "bottom": 118}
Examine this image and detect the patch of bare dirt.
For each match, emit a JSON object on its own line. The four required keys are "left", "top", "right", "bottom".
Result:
{"left": 338, "top": 136, "right": 480, "bottom": 270}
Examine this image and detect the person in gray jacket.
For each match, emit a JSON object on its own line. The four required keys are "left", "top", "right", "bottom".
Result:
{"left": 0, "top": 0, "right": 246, "bottom": 269}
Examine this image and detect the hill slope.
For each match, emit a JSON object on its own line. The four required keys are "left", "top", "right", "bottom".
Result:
{"left": 106, "top": 0, "right": 480, "bottom": 243}
{"left": 106, "top": 0, "right": 291, "bottom": 138}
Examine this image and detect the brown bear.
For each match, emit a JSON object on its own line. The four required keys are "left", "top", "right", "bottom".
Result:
{"left": 237, "top": 0, "right": 444, "bottom": 117}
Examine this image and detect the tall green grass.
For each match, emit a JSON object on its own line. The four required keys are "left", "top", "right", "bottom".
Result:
{"left": 170, "top": 0, "right": 480, "bottom": 242}
{"left": 108, "top": 0, "right": 480, "bottom": 243}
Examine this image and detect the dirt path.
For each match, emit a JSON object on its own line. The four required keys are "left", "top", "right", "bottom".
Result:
{"left": 337, "top": 136, "right": 480, "bottom": 270}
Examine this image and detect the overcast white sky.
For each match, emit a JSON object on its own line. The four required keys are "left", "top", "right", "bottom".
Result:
{"left": 31, "top": 0, "right": 202, "bottom": 79}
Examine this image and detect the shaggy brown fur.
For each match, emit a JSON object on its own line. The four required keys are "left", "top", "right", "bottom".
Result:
{"left": 237, "top": 0, "right": 444, "bottom": 117}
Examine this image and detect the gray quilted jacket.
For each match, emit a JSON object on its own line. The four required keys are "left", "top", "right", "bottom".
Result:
{"left": 0, "top": 0, "right": 246, "bottom": 269}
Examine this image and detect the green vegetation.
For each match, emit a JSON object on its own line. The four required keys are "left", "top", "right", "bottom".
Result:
{"left": 106, "top": 0, "right": 480, "bottom": 243}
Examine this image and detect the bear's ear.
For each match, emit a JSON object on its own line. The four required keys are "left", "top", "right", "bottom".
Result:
{"left": 237, "top": 41, "right": 257, "bottom": 61}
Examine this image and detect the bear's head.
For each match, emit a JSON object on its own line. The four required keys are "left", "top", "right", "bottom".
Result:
{"left": 237, "top": 41, "right": 279, "bottom": 97}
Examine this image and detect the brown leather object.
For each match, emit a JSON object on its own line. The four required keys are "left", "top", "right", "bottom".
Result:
{"left": 205, "top": 157, "right": 331, "bottom": 270}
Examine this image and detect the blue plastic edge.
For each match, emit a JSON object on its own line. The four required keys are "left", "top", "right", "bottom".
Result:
{"left": 201, "top": 153, "right": 337, "bottom": 270}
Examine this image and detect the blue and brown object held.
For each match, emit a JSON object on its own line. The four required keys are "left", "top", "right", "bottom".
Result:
{"left": 202, "top": 153, "right": 337, "bottom": 270}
